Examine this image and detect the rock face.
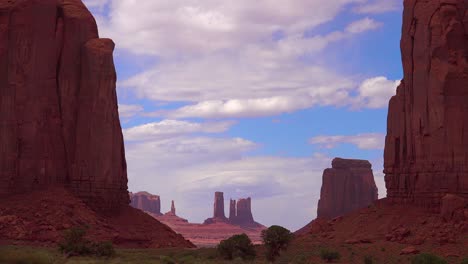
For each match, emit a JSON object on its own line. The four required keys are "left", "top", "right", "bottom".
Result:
{"left": 0, "top": 0, "right": 194, "bottom": 248}
{"left": 317, "top": 158, "right": 378, "bottom": 219}
{"left": 229, "top": 198, "right": 261, "bottom": 227}
{"left": 170, "top": 200, "right": 176, "bottom": 215}
{"left": 213, "top": 191, "right": 226, "bottom": 219}
{"left": 0, "top": 0, "right": 128, "bottom": 213}
{"left": 384, "top": 0, "right": 468, "bottom": 208}
{"left": 205, "top": 192, "right": 264, "bottom": 228}
{"left": 130, "top": 192, "right": 162, "bottom": 215}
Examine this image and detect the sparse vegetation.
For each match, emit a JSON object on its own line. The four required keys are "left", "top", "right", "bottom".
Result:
{"left": 261, "top": 225, "right": 294, "bottom": 262}
{"left": 320, "top": 248, "right": 341, "bottom": 262}
{"left": 58, "top": 226, "right": 115, "bottom": 257}
{"left": 411, "top": 253, "right": 447, "bottom": 264}
{"left": 461, "top": 258, "right": 468, "bottom": 264}
{"left": 217, "top": 233, "right": 256, "bottom": 260}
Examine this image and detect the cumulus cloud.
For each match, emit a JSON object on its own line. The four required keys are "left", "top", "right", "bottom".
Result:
{"left": 346, "top": 17, "right": 382, "bottom": 33}
{"left": 127, "top": 135, "right": 331, "bottom": 230}
{"left": 354, "top": 76, "right": 400, "bottom": 109}
{"left": 121, "top": 18, "right": 386, "bottom": 119}
{"left": 309, "top": 133, "right": 386, "bottom": 150}
{"left": 94, "top": 0, "right": 369, "bottom": 56}
{"left": 354, "top": 0, "right": 401, "bottom": 14}
{"left": 118, "top": 104, "right": 144, "bottom": 118}
{"left": 123, "top": 120, "right": 236, "bottom": 141}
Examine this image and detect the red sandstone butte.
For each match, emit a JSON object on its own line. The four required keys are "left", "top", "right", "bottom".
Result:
{"left": 384, "top": 0, "right": 468, "bottom": 208}
{"left": 317, "top": 158, "right": 378, "bottom": 219}
{"left": 152, "top": 199, "right": 266, "bottom": 247}
{"left": 204, "top": 191, "right": 228, "bottom": 224}
{"left": 0, "top": 0, "right": 127, "bottom": 213}
{"left": 130, "top": 192, "right": 162, "bottom": 216}
{"left": 0, "top": 0, "right": 193, "bottom": 248}
{"left": 229, "top": 197, "right": 264, "bottom": 228}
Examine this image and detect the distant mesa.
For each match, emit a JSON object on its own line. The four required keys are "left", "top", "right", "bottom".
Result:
{"left": 204, "top": 192, "right": 265, "bottom": 228}
{"left": 317, "top": 158, "right": 378, "bottom": 219}
{"left": 130, "top": 192, "right": 162, "bottom": 216}
{"left": 130, "top": 191, "right": 266, "bottom": 246}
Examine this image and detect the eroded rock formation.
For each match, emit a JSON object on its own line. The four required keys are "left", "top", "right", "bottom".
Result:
{"left": 204, "top": 191, "right": 228, "bottom": 224}
{"left": 384, "top": 0, "right": 468, "bottom": 208}
{"left": 317, "top": 158, "right": 378, "bottom": 219}
{"left": 229, "top": 197, "right": 263, "bottom": 227}
{"left": 130, "top": 192, "right": 162, "bottom": 215}
{"left": 0, "top": 0, "right": 127, "bottom": 213}
{"left": 0, "top": 0, "right": 194, "bottom": 248}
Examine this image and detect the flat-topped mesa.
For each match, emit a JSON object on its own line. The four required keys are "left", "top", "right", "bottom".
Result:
{"left": 0, "top": 0, "right": 128, "bottom": 213}
{"left": 384, "top": 0, "right": 468, "bottom": 208}
{"left": 228, "top": 197, "right": 264, "bottom": 228}
{"left": 130, "top": 192, "right": 162, "bottom": 215}
{"left": 317, "top": 158, "right": 378, "bottom": 219}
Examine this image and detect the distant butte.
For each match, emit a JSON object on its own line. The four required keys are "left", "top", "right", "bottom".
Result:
{"left": 131, "top": 192, "right": 266, "bottom": 246}
{"left": 317, "top": 158, "right": 378, "bottom": 219}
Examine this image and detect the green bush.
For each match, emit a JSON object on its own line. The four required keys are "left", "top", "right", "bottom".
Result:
{"left": 91, "top": 241, "right": 115, "bottom": 257}
{"left": 461, "top": 258, "right": 468, "bottom": 264}
{"left": 364, "top": 255, "right": 374, "bottom": 264}
{"left": 320, "top": 248, "right": 341, "bottom": 262}
{"left": 58, "top": 226, "right": 115, "bottom": 257}
{"left": 217, "top": 233, "right": 256, "bottom": 260}
{"left": 261, "top": 225, "right": 293, "bottom": 262}
{"left": 411, "top": 253, "right": 447, "bottom": 264}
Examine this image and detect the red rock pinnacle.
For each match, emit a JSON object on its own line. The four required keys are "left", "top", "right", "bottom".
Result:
{"left": 384, "top": 0, "right": 468, "bottom": 207}
{"left": 213, "top": 191, "right": 226, "bottom": 219}
{"left": 317, "top": 158, "right": 378, "bottom": 219}
{"left": 171, "top": 200, "right": 176, "bottom": 215}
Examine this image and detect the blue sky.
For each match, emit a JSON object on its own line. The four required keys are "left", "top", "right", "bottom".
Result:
{"left": 84, "top": 0, "right": 403, "bottom": 231}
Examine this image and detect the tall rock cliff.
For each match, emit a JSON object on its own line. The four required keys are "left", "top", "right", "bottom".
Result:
{"left": 384, "top": 0, "right": 468, "bottom": 207}
{"left": 0, "top": 0, "right": 127, "bottom": 213}
{"left": 317, "top": 158, "right": 378, "bottom": 219}
{"left": 130, "top": 192, "right": 162, "bottom": 215}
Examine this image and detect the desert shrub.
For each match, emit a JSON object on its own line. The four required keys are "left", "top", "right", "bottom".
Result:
{"left": 91, "top": 241, "right": 115, "bottom": 257}
{"left": 461, "top": 259, "right": 468, "bottom": 264}
{"left": 160, "top": 255, "right": 177, "bottom": 264}
{"left": 217, "top": 233, "right": 256, "bottom": 260}
{"left": 320, "top": 248, "right": 341, "bottom": 262}
{"left": 411, "top": 253, "right": 447, "bottom": 264}
{"left": 261, "top": 225, "right": 293, "bottom": 262}
{"left": 364, "top": 255, "right": 374, "bottom": 264}
{"left": 58, "top": 226, "right": 115, "bottom": 257}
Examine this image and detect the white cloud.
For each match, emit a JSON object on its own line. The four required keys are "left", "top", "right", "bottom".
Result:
{"left": 121, "top": 18, "right": 385, "bottom": 119}
{"left": 346, "top": 17, "right": 382, "bottom": 34}
{"left": 354, "top": 0, "right": 401, "bottom": 14}
{"left": 95, "top": 0, "right": 367, "bottom": 56}
{"left": 83, "top": 0, "right": 109, "bottom": 10}
{"left": 354, "top": 76, "right": 400, "bottom": 109}
{"left": 118, "top": 104, "right": 144, "bottom": 118}
{"left": 123, "top": 120, "right": 236, "bottom": 141}
{"left": 309, "top": 133, "right": 386, "bottom": 150}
